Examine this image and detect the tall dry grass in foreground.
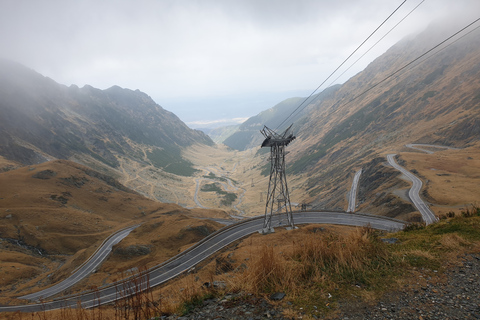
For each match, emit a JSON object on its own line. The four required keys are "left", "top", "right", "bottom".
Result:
{"left": 230, "top": 227, "right": 391, "bottom": 301}
{"left": 5, "top": 268, "right": 170, "bottom": 320}
{"left": 6, "top": 210, "right": 480, "bottom": 319}
{"left": 228, "top": 212, "right": 480, "bottom": 317}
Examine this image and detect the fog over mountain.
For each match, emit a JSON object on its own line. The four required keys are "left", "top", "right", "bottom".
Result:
{"left": 0, "top": 59, "right": 213, "bottom": 177}
{"left": 0, "top": 10, "right": 479, "bottom": 218}
{"left": 2, "top": 0, "right": 477, "bottom": 127}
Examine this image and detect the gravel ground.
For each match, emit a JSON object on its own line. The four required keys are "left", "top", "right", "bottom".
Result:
{"left": 171, "top": 294, "right": 284, "bottom": 320}
{"left": 160, "top": 253, "right": 480, "bottom": 320}
{"left": 334, "top": 253, "right": 480, "bottom": 320}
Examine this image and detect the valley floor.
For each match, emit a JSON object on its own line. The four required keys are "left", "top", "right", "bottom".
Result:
{"left": 110, "top": 140, "right": 480, "bottom": 223}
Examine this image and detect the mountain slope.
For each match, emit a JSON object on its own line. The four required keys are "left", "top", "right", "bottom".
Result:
{"left": 222, "top": 85, "right": 340, "bottom": 151}
{"left": 0, "top": 59, "right": 213, "bottom": 177}
{"left": 283, "top": 18, "right": 480, "bottom": 216}
{"left": 0, "top": 159, "right": 227, "bottom": 300}
{"left": 202, "top": 124, "right": 241, "bottom": 144}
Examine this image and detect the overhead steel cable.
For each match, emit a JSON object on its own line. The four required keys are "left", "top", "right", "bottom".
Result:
{"left": 250, "top": 18, "right": 480, "bottom": 189}
{"left": 338, "top": 16, "right": 480, "bottom": 109}
{"left": 275, "top": 0, "right": 407, "bottom": 131}
{"left": 328, "top": 0, "right": 425, "bottom": 87}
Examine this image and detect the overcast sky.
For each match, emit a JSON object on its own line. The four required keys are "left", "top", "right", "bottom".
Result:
{"left": 1, "top": 0, "right": 478, "bottom": 128}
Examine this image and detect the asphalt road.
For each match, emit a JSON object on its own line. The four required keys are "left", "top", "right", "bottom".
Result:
{"left": 387, "top": 154, "right": 438, "bottom": 225}
{"left": 18, "top": 224, "right": 140, "bottom": 301}
{"left": 347, "top": 169, "right": 362, "bottom": 213}
{"left": 0, "top": 211, "right": 406, "bottom": 313}
{"left": 405, "top": 144, "right": 458, "bottom": 154}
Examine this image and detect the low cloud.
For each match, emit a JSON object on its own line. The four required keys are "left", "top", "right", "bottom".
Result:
{"left": 187, "top": 117, "right": 248, "bottom": 129}
{"left": 1, "top": 0, "right": 477, "bottom": 125}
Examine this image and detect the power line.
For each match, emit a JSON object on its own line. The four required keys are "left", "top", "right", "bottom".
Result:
{"left": 275, "top": 0, "right": 407, "bottom": 131}
{"left": 338, "top": 16, "right": 480, "bottom": 109}
{"left": 250, "top": 17, "right": 480, "bottom": 188}
{"left": 327, "top": 0, "right": 425, "bottom": 87}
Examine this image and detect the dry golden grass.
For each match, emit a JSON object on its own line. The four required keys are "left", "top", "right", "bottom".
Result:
{"left": 226, "top": 225, "right": 389, "bottom": 302}
{"left": 3, "top": 268, "right": 172, "bottom": 320}
{"left": 4, "top": 213, "right": 480, "bottom": 319}
{"left": 0, "top": 160, "right": 228, "bottom": 303}
{"left": 1, "top": 142, "right": 478, "bottom": 317}
{"left": 0, "top": 156, "right": 20, "bottom": 170}
{"left": 72, "top": 215, "right": 224, "bottom": 293}
{"left": 398, "top": 144, "right": 480, "bottom": 216}
{"left": 438, "top": 233, "right": 471, "bottom": 249}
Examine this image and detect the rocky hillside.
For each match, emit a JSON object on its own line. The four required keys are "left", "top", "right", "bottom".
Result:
{"left": 287, "top": 18, "right": 480, "bottom": 214}
{"left": 223, "top": 17, "right": 480, "bottom": 219}
{"left": 0, "top": 59, "right": 213, "bottom": 177}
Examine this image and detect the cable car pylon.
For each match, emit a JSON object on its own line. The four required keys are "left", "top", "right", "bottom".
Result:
{"left": 259, "top": 124, "right": 296, "bottom": 234}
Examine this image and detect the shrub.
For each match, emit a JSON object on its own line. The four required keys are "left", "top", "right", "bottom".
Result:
{"left": 403, "top": 222, "right": 426, "bottom": 232}
{"left": 232, "top": 227, "right": 391, "bottom": 298}
{"left": 446, "top": 211, "right": 456, "bottom": 218}
{"left": 461, "top": 204, "right": 480, "bottom": 218}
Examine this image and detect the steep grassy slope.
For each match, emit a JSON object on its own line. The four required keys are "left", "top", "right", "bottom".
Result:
{"left": 222, "top": 85, "right": 340, "bottom": 151}
{"left": 0, "top": 60, "right": 213, "bottom": 177}
{"left": 0, "top": 160, "right": 228, "bottom": 302}
{"left": 12, "top": 212, "right": 480, "bottom": 319}
{"left": 277, "top": 20, "right": 480, "bottom": 216}
{"left": 208, "top": 18, "right": 480, "bottom": 220}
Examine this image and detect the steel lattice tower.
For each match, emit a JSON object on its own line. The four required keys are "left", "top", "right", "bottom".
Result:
{"left": 260, "top": 125, "right": 296, "bottom": 234}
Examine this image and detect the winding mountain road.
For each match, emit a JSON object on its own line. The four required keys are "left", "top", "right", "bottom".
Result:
{"left": 18, "top": 225, "right": 140, "bottom": 301}
{"left": 347, "top": 169, "right": 362, "bottom": 213}
{"left": 405, "top": 144, "right": 458, "bottom": 154}
{"left": 1, "top": 211, "right": 406, "bottom": 313}
{"left": 387, "top": 154, "right": 438, "bottom": 225}
{"left": 5, "top": 149, "right": 448, "bottom": 313}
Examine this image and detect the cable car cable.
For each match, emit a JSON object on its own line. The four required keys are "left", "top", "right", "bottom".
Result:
{"left": 275, "top": 0, "right": 408, "bottom": 131}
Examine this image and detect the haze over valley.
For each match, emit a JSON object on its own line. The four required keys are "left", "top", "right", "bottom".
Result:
{"left": 1, "top": 2, "right": 480, "bottom": 318}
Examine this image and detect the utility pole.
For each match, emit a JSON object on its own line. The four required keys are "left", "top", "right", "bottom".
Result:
{"left": 259, "top": 124, "right": 296, "bottom": 234}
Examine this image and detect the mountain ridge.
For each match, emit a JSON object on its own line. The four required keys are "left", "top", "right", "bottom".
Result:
{"left": 283, "top": 20, "right": 480, "bottom": 215}
{"left": 215, "top": 18, "right": 480, "bottom": 220}
{"left": 221, "top": 85, "right": 341, "bottom": 150}
{"left": 0, "top": 59, "right": 213, "bottom": 178}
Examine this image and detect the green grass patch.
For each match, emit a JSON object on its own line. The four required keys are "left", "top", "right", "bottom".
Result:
{"left": 220, "top": 193, "right": 238, "bottom": 206}
{"left": 179, "top": 292, "right": 216, "bottom": 316}
{"left": 260, "top": 162, "right": 270, "bottom": 176}
{"left": 203, "top": 172, "right": 229, "bottom": 183}
{"left": 431, "top": 218, "right": 480, "bottom": 241}
{"left": 421, "top": 90, "right": 437, "bottom": 101}
{"left": 146, "top": 147, "right": 198, "bottom": 177}
{"left": 201, "top": 183, "right": 223, "bottom": 193}
{"left": 200, "top": 183, "right": 237, "bottom": 206}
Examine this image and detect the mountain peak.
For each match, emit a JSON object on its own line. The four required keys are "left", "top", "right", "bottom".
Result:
{"left": 0, "top": 62, "right": 213, "bottom": 175}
